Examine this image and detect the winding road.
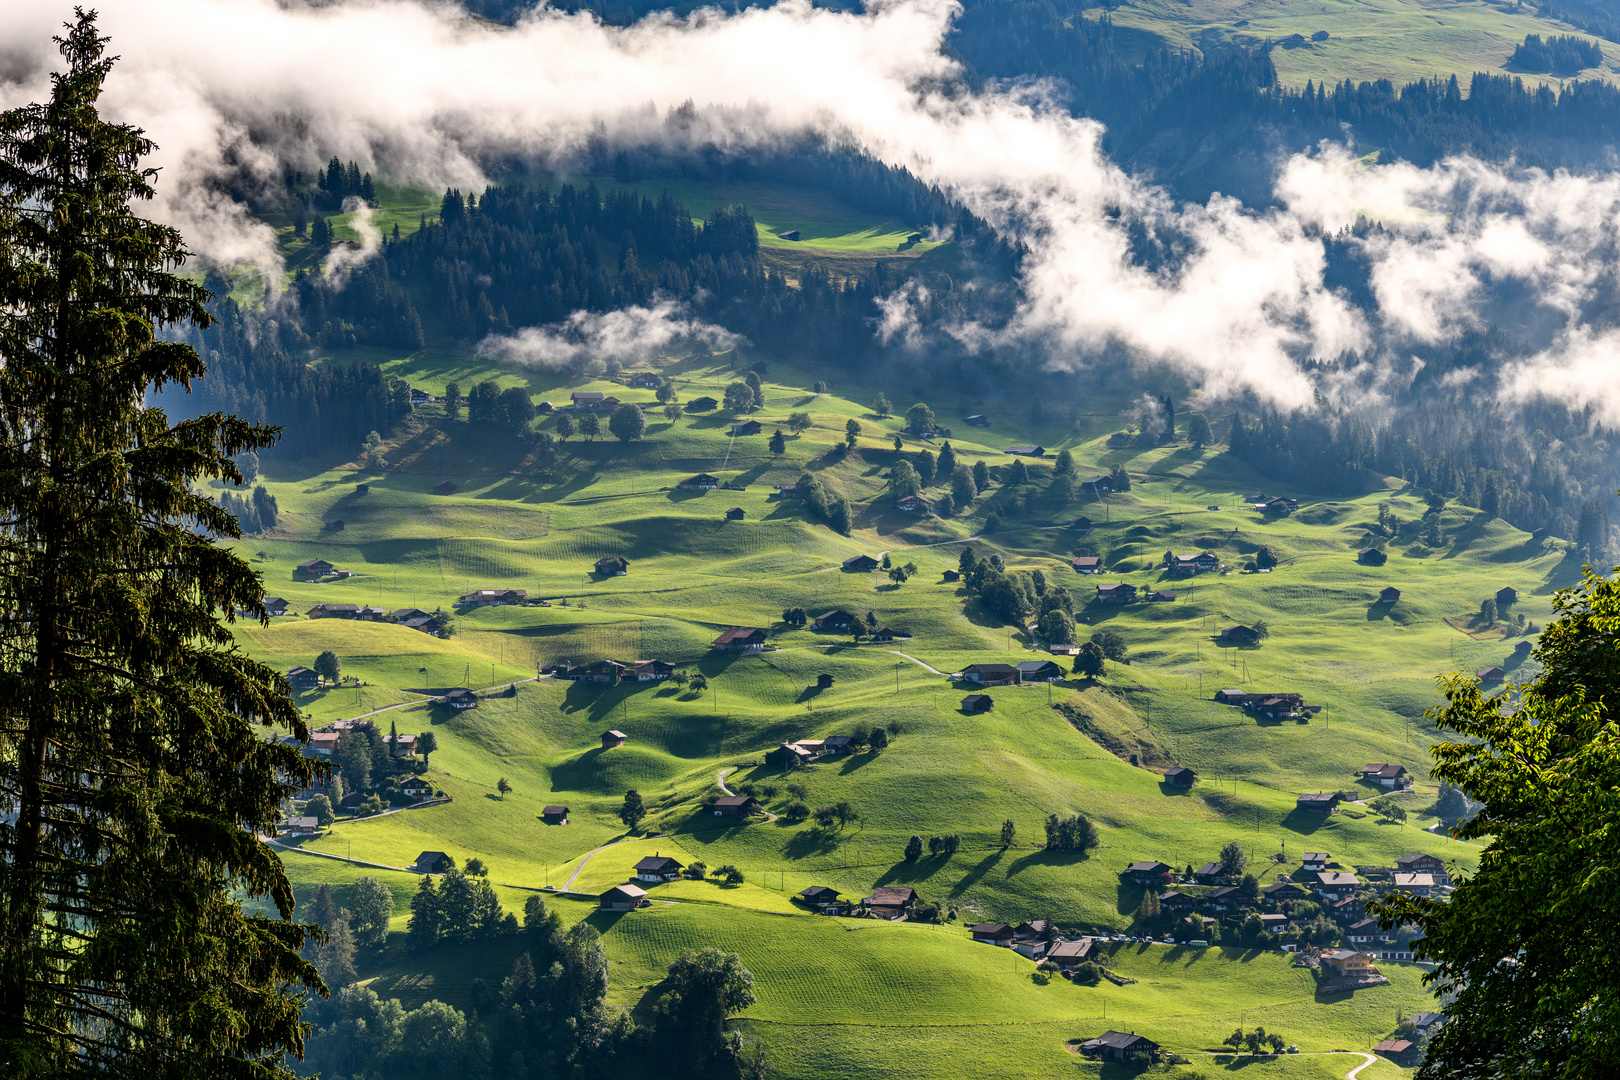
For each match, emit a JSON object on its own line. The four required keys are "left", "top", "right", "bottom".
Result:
{"left": 718, "top": 766, "right": 780, "bottom": 821}
{"left": 1198, "top": 1051, "right": 1377, "bottom": 1079}
{"left": 561, "top": 832, "right": 670, "bottom": 891}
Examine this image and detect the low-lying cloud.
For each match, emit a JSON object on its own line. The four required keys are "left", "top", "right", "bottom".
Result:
{"left": 2, "top": 0, "right": 1618, "bottom": 416}
{"left": 476, "top": 299, "right": 744, "bottom": 369}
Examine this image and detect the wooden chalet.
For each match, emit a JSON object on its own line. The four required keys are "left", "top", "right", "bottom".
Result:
{"left": 1071, "top": 556, "right": 1102, "bottom": 574}
{"left": 1122, "top": 860, "right": 1172, "bottom": 885}
{"left": 797, "top": 885, "right": 843, "bottom": 911}
{"left": 841, "top": 554, "right": 881, "bottom": 572}
{"left": 813, "top": 609, "right": 856, "bottom": 631}
{"left": 1296, "top": 792, "right": 1340, "bottom": 813}
{"left": 1045, "top": 938, "right": 1098, "bottom": 968}
{"left": 729, "top": 419, "right": 763, "bottom": 436}
{"left": 632, "top": 855, "right": 684, "bottom": 883}
{"left": 401, "top": 777, "right": 434, "bottom": 801}
{"left": 688, "top": 396, "right": 718, "bottom": 411}
{"left": 678, "top": 473, "right": 720, "bottom": 490}
{"left": 594, "top": 556, "right": 630, "bottom": 576}
{"left": 1079, "top": 1032, "right": 1159, "bottom": 1064}
{"left": 293, "top": 559, "right": 331, "bottom": 581}
{"left": 864, "top": 886, "right": 916, "bottom": 920}
{"left": 713, "top": 627, "right": 767, "bottom": 651}
{"left": 286, "top": 666, "right": 320, "bottom": 693}
{"left": 443, "top": 688, "right": 478, "bottom": 710}
{"left": 711, "top": 795, "right": 760, "bottom": 817}
{"left": 1477, "top": 666, "right": 1506, "bottom": 684}
{"left": 632, "top": 659, "right": 675, "bottom": 681}
{"left": 1220, "top": 624, "right": 1260, "bottom": 644}
{"left": 1359, "top": 762, "right": 1410, "bottom": 788}
{"left": 457, "top": 588, "right": 528, "bottom": 607}
{"left": 969, "top": 922, "right": 1017, "bottom": 946}
{"left": 1095, "top": 582, "right": 1137, "bottom": 604}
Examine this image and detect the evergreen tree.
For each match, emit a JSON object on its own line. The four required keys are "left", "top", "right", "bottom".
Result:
{"left": 620, "top": 789, "right": 646, "bottom": 831}
{"left": 443, "top": 380, "right": 462, "bottom": 419}
{"left": 769, "top": 428, "right": 786, "bottom": 454}
{"left": 973, "top": 460, "right": 990, "bottom": 490}
{"left": 915, "top": 449, "right": 936, "bottom": 487}
{"left": 406, "top": 876, "right": 442, "bottom": 953}
{"left": 1187, "top": 413, "right": 1214, "bottom": 448}
{"left": 936, "top": 441, "right": 957, "bottom": 479}
{"left": 0, "top": 19, "right": 320, "bottom": 1076}
{"left": 347, "top": 876, "right": 395, "bottom": 951}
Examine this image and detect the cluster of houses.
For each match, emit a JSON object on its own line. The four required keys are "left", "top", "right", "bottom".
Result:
{"left": 294, "top": 602, "right": 453, "bottom": 634}
{"left": 1212, "top": 688, "right": 1315, "bottom": 721}
{"left": 1246, "top": 493, "right": 1300, "bottom": 514}
{"left": 768, "top": 734, "right": 861, "bottom": 767}
{"left": 1116, "top": 849, "right": 1448, "bottom": 956}
{"left": 1094, "top": 581, "right": 1178, "bottom": 604}
{"left": 545, "top": 659, "right": 676, "bottom": 684}
{"left": 805, "top": 609, "right": 905, "bottom": 640}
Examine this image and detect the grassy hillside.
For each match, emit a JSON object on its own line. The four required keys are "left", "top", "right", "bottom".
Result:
{"left": 350, "top": 897, "right": 1436, "bottom": 1080}
{"left": 1093, "top": 0, "right": 1617, "bottom": 90}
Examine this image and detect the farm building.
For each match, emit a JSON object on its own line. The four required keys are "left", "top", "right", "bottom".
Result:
{"left": 842, "top": 554, "right": 880, "bottom": 572}
{"left": 1071, "top": 555, "right": 1102, "bottom": 573}
{"left": 601, "top": 730, "right": 628, "bottom": 749}
{"left": 261, "top": 597, "right": 290, "bottom": 617}
{"left": 965, "top": 414, "right": 990, "bottom": 426}
{"left": 322, "top": 519, "right": 344, "bottom": 532}
{"left": 1046, "top": 939, "right": 1098, "bottom": 968}
{"left": 962, "top": 663, "right": 1020, "bottom": 686}
{"left": 542, "top": 805, "right": 570, "bottom": 824}
{"left": 1079, "top": 1032, "right": 1159, "bottom": 1064}
{"left": 570, "top": 392, "right": 621, "bottom": 410}
{"left": 1016, "top": 660, "right": 1065, "bottom": 682}
{"left": 687, "top": 396, "right": 718, "bottom": 411}
{"left": 942, "top": 569, "right": 960, "bottom": 582}
{"left": 1296, "top": 792, "right": 1340, "bottom": 813}
{"left": 1496, "top": 586, "right": 1518, "bottom": 606}
{"left": 443, "top": 688, "right": 478, "bottom": 710}
{"left": 730, "top": 419, "right": 763, "bottom": 436}
{"left": 1379, "top": 586, "right": 1401, "bottom": 603}
{"left": 457, "top": 588, "right": 528, "bottom": 607}
{"left": 813, "top": 609, "right": 856, "bottom": 631}
{"left": 1166, "top": 551, "right": 1219, "bottom": 577}
{"left": 1096, "top": 582, "right": 1137, "bottom": 604}
{"left": 1162, "top": 767, "right": 1196, "bottom": 788}
{"left": 1151, "top": 590, "right": 1177, "bottom": 602}
{"left": 413, "top": 851, "right": 454, "bottom": 874}
{"left": 895, "top": 494, "right": 932, "bottom": 514}
{"left": 725, "top": 506, "right": 745, "bottom": 520}
{"left": 712, "top": 795, "right": 760, "bottom": 817}
{"left": 626, "top": 372, "right": 663, "bottom": 388}
{"left": 1358, "top": 547, "right": 1388, "bottom": 565}
{"left": 1477, "top": 666, "right": 1506, "bottom": 684}
{"left": 679, "top": 473, "right": 720, "bottom": 490}
{"left": 1373, "top": 1040, "right": 1420, "bottom": 1067}
{"left": 1396, "top": 853, "right": 1446, "bottom": 878}
{"left": 961, "top": 694, "right": 995, "bottom": 713}
{"left": 1004, "top": 445, "right": 1043, "bottom": 456}
{"left": 287, "top": 816, "right": 321, "bottom": 835}
{"left": 434, "top": 481, "right": 457, "bottom": 495}
{"left": 594, "top": 557, "right": 630, "bottom": 576}
{"left": 599, "top": 884, "right": 647, "bottom": 912}
{"left": 776, "top": 229, "right": 800, "bottom": 241}
{"left": 306, "top": 603, "right": 361, "bottom": 619}
{"left": 1220, "top": 625, "right": 1261, "bottom": 644}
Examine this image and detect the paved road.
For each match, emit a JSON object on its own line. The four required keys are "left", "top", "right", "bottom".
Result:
{"left": 1197, "top": 1051, "right": 1377, "bottom": 1079}
{"left": 1341, "top": 1051, "right": 1378, "bottom": 1079}
{"left": 718, "top": 766, "right": 780, "bottom": 821}
{"left": 562, "top": 832, "right": 669, "bottom": 891}
{"left": 885, "top": 650, "right": 948, "bottom": 675}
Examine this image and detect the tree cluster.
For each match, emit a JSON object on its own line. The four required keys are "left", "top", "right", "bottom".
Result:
{"left": 1043, "top": 813, "right": 1099, "bottom": 852}
{"left": 220, "top": 483, "right": 280, "bottom": 534}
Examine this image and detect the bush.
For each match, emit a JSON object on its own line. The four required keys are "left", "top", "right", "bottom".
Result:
{"left": 1072, "top": 961, "right": 1103, "bottom": 986}
{"left": 783, "top": 800, "right": 810, "bottom": 822}
{"left": 684, "top": 861, "right": 708, "bottom": 880}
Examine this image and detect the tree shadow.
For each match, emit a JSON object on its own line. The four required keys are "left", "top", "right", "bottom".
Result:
{"left": 1280, "top": 809, "right": 1330, "bottom": 835}
{"left": 783, "top": 828, "right": 844, "bottom": 859}
{"left": 946, "top": 848, "right": 1005, "bottom": 897}
{"left": 838, "top": 752, "right": 876, "bottom": 775}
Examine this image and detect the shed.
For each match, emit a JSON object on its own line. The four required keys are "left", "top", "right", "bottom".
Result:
{"left": 323, "top": 518, "right": 345, "bottom": 531}
{"left": 726, "top": 507, "right": 745, "bottom": 520}
{"left": 776, "top": 230, "right": 801, "bottom": 241}
{"left": 841, "top": 554, "right": 880, "bottom": 572}
{"left": 1220, "top": 624, "right": 1260, "bottom": 644}
{"left": 1379, "top": 586, "right": 1401, "bottom": 604}
{"left": 961, "top": 694, "right": 994, "bottom": 713}
{"left": 688, "top": 396, "right": 718, "bottom": 411}
{"left": 1357, "top": 547, "right": 1387, "bottom": 565}
{"left": 730, "top": 419, "right": 763, "bottom": 437}
{"left": 1162, "top": 766, "right": 1196, "bottom": 788}
{"left": 1496, "top": 586, "right": 1518, "bottom": 606}
{"left": 1477, "top": 666, "right": 1505, "bottom": 684}
{"left": 816, "top": 673, "right": 835, "bottom": 688}
{"left": 413, "top": 851, "right": 454, "bottom": 874}
{"left": 1296, "top": 792, "right": 1340, "bottom": 813}
{"left": 599, "top": 884, "right": 648, "bottom": 912}
{"left": 594, "top": 556, "right": 630, "bottom": 576}
{"left": 434, "top": 481, "right": 457, "bottom": 496}
{"left": 942, "top": 569, "right": 960, "bottom": 582}
{"left": 542, "top": 805, "right": 570, "bottom": 824}
{"left": 601, "top": 730, "right": 628, "bottom": 749}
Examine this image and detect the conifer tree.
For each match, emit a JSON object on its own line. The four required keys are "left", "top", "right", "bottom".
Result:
{"left": 0, "top": 15, "right": 321, "bottom": 1077}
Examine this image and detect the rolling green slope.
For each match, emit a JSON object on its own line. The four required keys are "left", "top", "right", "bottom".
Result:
{"left": 234, "top": 356, "right": 1565, "bottom": 1073}
{"left": 1093, "top": 0, "right": 1616, "bottom": 90}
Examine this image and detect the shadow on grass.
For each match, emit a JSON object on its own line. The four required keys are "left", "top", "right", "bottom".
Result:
{"left": 945, "top": 848, "right": 1006, "bottom": 897}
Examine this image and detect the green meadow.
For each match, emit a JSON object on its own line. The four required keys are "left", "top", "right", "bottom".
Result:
{"left": 1094, "top": 0, "right": 1616, "bottom": 90}
{"left": 227, "top": 329, "right": 1575, "bottom": 1072}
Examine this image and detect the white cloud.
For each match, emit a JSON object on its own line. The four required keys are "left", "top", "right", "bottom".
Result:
{"left": 476, "top": 298, "right": 744, "bottom": 368}
{"left": 1, "top": 0, "right": 1618, "bottom": 413}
